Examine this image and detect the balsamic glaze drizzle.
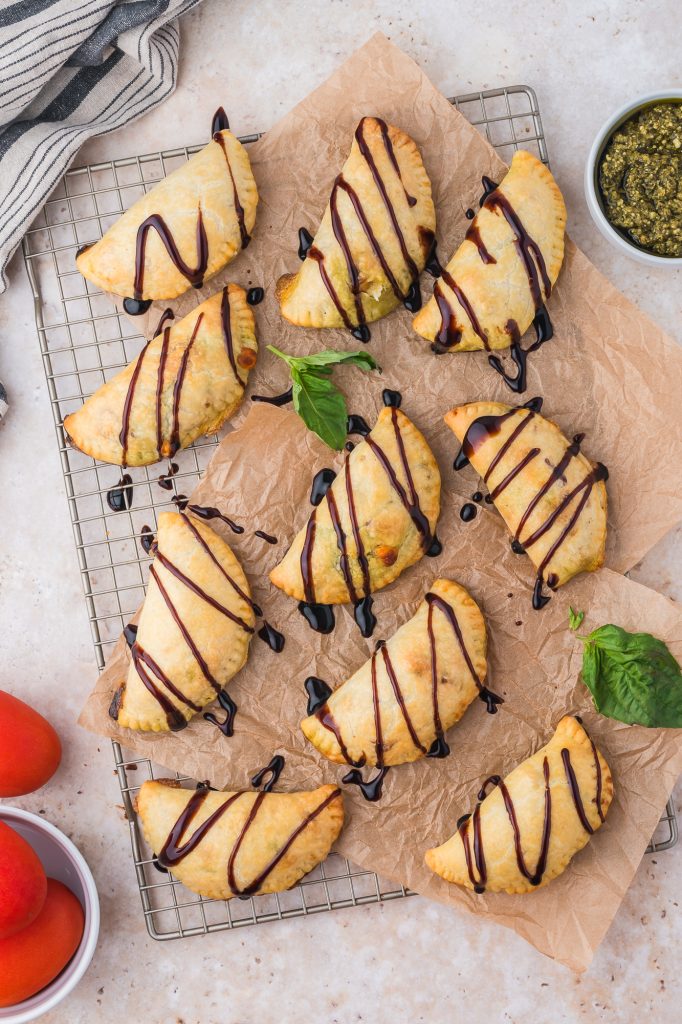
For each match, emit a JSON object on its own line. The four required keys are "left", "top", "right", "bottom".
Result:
{"left": 346, "top": 414, "right": 371, "bottom": 437}
{"left": 251, "top": 755, "right": 285, "bottom": 793}
{"left": 203, "top": 690, "right": 238, "bottom": 737}
{"left": 187, "top": 504, "right": 244, "bottom": 534}
{"left": 250, "top": 387, "right": 294, "bottom": 407}
{"left": 140, "top": 525, "right": 155, "bottom": 553}
{"left": 255, "top": 530, "right": 277, "bottom": 544}
{"left": 152, "top": 308, "right": 175, "bottom": 337}
{"left": 298, "top": 227, "right": 314, "bottom": 261}
{"left": 246, "top": 287, "right": 264, "bottom": 306}
{"left": 342, "top": 767, "right": 389, "bottom": 802}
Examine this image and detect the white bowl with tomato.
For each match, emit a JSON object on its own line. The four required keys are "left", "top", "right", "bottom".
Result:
{"left": 0, "top": 691, "right": 99, "bottom": 1020}
{"left": 0, "top": 808, "right": 99, "bottom": 1023}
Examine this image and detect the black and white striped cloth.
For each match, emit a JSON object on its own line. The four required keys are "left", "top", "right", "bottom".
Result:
{"left": 0, "top": 0, "right": 204, "bottom": 292}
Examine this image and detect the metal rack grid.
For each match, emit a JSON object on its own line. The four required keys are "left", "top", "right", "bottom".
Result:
{"left": 22, "top": 85, "right": 677, "bottom": 942}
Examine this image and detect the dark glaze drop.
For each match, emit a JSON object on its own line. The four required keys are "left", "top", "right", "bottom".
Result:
{"left": 255, "top": 530, "right": 277, "bottom": 544}
{"left": 123, "top": 623, "right": 138, "bottom": 647}
{"left": 479, "top": 176, "right": 499, "bottom": 206}
{"left": 465, "top": 208, "right": 475, "bottom": 220}
{"left": 298, "top": 602, "right": 335, "bottom": 634}
{"left": 75, "top": 242, "right": 92, "bottom": 258}
{"left": 351, "top": 324, "right": 371, "bottom": 343}
{"left": 345, "top": 441, "right": 355, "bottom": 453}
{"left": 427, "top": 736, "right": 451, "bottom": 759}
{"left": 460, "top": 502, "right": 477, "bottom": 522}
{"left": 158, "top": 462, "right": 179, "bottom": 490}
{"left": 152, "top": 308, "right": 175, "bottom": 338}
{"left": 246, "top": 287, "right": 264, "bottom": 306}
{"left": 203, "top": 690, "right": 238, "bottom": 737}
{"left": 424, "top": 237, "right": 443, "bottom": 277}
{"left": 298, "top": 227, "right": 314, "bottom": 261}
{"left": 123, "top": 297, "right": 152, "bottom": 316}
{"left": 353, "top": 595, "right": 376, "bottom": 638}
{"left": 426, "top": 534, "right": 443, "bottom": 557}
{"left": 472, "top": 491, "right": 483, "bottom": 503}
{"left": 251, "top": 387, "right": 293, "bottom": 407}
{"left": 172, "top": 494, "right": 189, "bottom": 510}
{"left": 381, "top": 389, "right": 402, "bottom": 408}
{"left": 214, "top": 134, "right": 250, "bottom": 249}
{"left": 187, "top": 504, "right": 244, "bottom": 534}
{"left": 347, "top": 414, "right": 371, "bottom": 436}
{"left": 152, "top": 856, "right": 169, "bottom": 874}
{"left": 251, "top": 755, "right": 285, "bottom": 793}
{"left": 342, "top": 766, "right": 389, "bottom": 802}
{"left": 511, "top": 539, "right": 525, "bottom": 554}
{"left": 257, "top": 621, "right": 285, "bottom": 653}
{"left": 140, "top": 525, "right": 155, "bottom": 554}
{"left": 304, "top": 676, "right": 333, "bottom": 715}
{"left": 310, "top": 468, "right": 336, "bottom": 507}
{"left": 107, "top": 475, "right": 133, "bottom": 512}
{"left": 488, "top": 307, "right": 554, "bottom": 394}
{"left": 211, "top": 106, "right": 230, "bottom": 134}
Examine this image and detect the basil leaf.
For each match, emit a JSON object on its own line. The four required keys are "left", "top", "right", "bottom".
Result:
{"left": 568, "top": 607, "right": 585, "bottom": 631}
{"left": 268, "top": 345, "right": 379, "bottom": 374}
{"left": 267, "top": 345, "right": 380, "bottom": 450}
{"left": 579, "top": 623, "right": 682, "bottom": 728}
{"left": 291, "top": 367, "right": 349, "bottom": 450}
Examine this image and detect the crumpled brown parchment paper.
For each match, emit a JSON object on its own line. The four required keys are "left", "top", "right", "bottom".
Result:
{"left": 80, "top": 35, "right": 682, "bottom": 971}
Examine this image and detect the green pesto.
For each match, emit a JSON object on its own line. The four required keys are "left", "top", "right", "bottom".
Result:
{"left": 598, "top": 101, "right": 682, "bottom": 257}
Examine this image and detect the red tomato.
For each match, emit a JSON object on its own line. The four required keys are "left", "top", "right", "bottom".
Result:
{"left": 0, "top": 878, "right": 84, "bottom": 1007}
{"left": 0, "top": 691, "right": 61, "bottom": 796}
{"left": 0, "top": 822, "right": 46, "bottom": 939}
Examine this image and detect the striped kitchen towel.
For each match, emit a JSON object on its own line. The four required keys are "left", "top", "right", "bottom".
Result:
{"left": 0, "top": 0, "right": 204, "bottom": 292}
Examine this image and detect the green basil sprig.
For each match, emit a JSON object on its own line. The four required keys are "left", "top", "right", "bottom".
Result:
{"left": 268, "top": 345, "right": 380, "bottom": 450}
{"left": 569, "top": 613, "right": 682, "bottom": 728}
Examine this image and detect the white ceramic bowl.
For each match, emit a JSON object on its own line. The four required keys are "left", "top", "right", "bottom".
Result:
{"left": 584, "top": 90, "right": 682, "bottom": 267}
{"left": 0, "top": 807, "right": 99, "bottom": 1023}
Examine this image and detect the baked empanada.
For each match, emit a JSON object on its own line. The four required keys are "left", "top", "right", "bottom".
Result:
{"left": 137, "top": 779, "right": 344, "bottom": 899}
{"left": 445, "top": 400, "right": 607, "bottom": 607}
{"left": 425, "top": 715, "right": 613, "bottom": 894}
{"left": 302, "top": 579, "right": 491, "bottom": 768}
{"left": 63, "top": 285, "right": 257, "bottom": 467}
{"left": 270, "top": 405, "right": 441, "bottom": 610}
{"left": 76, "top": 128, "right": 257, "bottom": 305}
{"left": 413, "top": 151, "right": 565, "bottom": 356}
{"left": 276, "top": 117, "right": 436, "bottom": 339}
{"left": 110, "top": 511, "right": 255, "bottom": 732}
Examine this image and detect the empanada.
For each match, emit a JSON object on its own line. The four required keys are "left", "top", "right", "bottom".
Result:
{"left": 110, "top": 511, "right": 255, "bottom": 732}
{"left": 276, "top": 117, "right": 436, "bottom": 339}
{"left": 270, "top": 405, "right": 441, "bottom": 611}
{"left": 64, "top": 285, "right": 257, "bottom": 467}
{"left": 137, "top": 779, "right": 344, "bottom": 899}
{"left": 413, "top": 151, "right": 565, "bottom": 357}
{"left": 425, "top": 716, "right": 613, "bottom": 894}
{"left": 76, "top": 128, "right": 257, "bottom": 305}
{"left": 445, "top": 400, "right": 607, "bottom": 607}
{"left": 301, "top": 579, "right": 492, "bottom": 768}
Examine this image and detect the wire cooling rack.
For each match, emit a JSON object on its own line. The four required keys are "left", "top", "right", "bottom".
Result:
{"left": 22, "top": 85, "right": 677, "bottom": 941}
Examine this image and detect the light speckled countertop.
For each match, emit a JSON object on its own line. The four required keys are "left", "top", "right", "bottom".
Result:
{"left": 0, "top": 1, "right": 680, "bottom": 1021}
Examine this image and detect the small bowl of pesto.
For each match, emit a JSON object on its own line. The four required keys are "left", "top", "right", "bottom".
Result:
{"left": 585, "top": 91, "right": 682, "bottom": 266}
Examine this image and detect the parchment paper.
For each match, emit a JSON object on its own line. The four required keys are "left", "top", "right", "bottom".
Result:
{"left": 79, "top": 35, "right": 682, "bottom": 971}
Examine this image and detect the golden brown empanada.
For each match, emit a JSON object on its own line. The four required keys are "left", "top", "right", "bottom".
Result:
{"left": 413, "top": 151, "right": 565, "bottom": 356}
{"left": 63, "top": 285, "right": 257, "bottom": 467}
{"left": 110, "top": 511, "right": 255, "bottom": 732}
{"left": 425, "top": 715, "right": 613, "bottom": 894}
{"left": 270, "top": 405, "right": 441, "bottom": 615}
{"left": 277, "top": 117, "right": 436, "bottom": 339}
{"left": 301, "top": 579, "right": 492, "bottom": 768}
{"left": 445, "top": 400, "right": 607, "bottom": 607}
{"left": 76, "top": 128, "right": 257, "bottom": 304}
{"left": 137, "top": 779, "right": 344, "bottom": 899}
